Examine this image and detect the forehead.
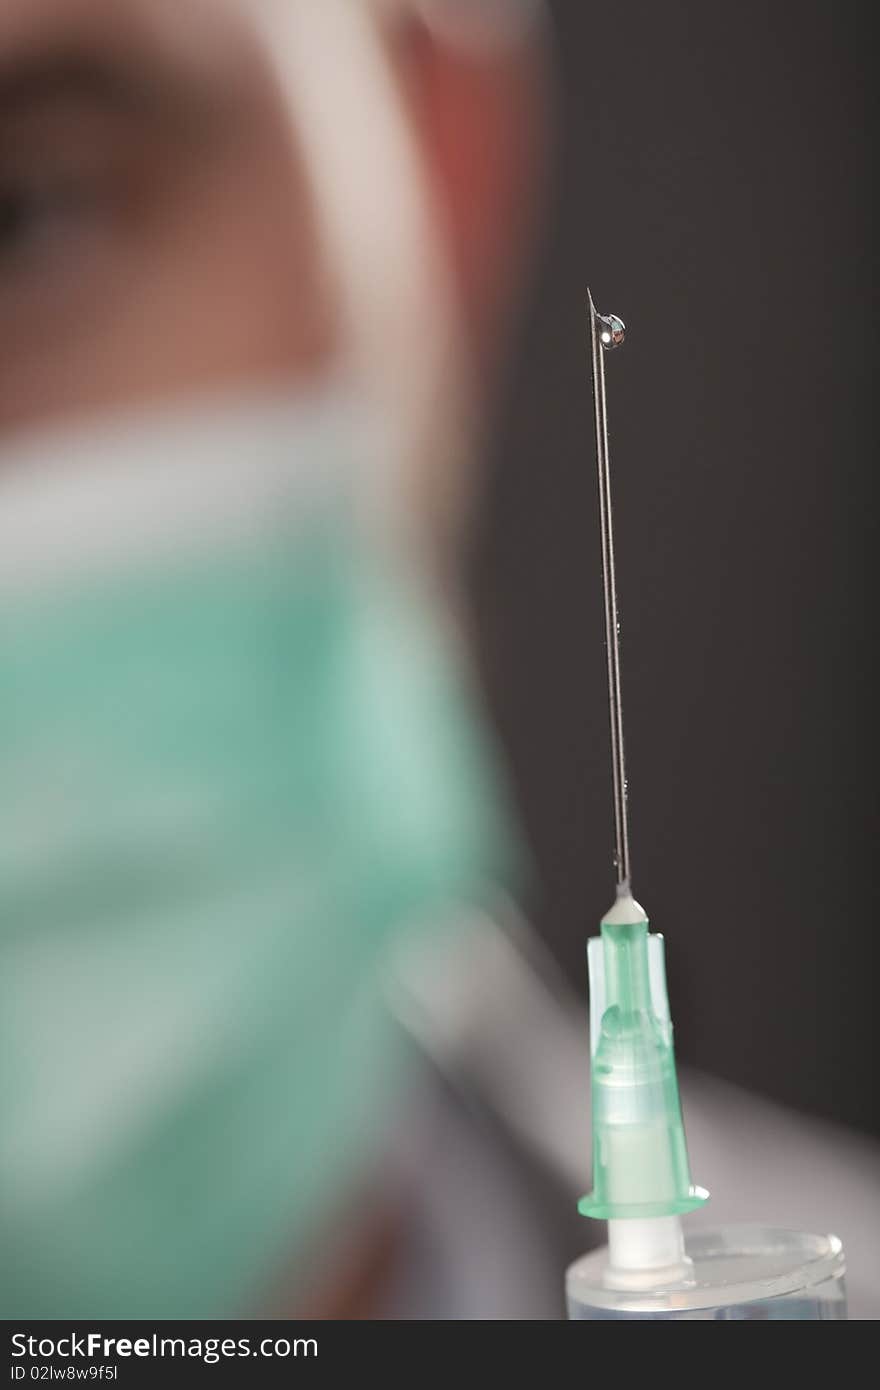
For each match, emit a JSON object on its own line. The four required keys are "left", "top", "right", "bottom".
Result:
{"left": 0, "top": 0, "right": 300, "bottom": 154}
{"left": 0, "top": 0, "right": 257, "bottom": 80}
{"left": 0, "top": 0, "right": 224, "bottom": 40}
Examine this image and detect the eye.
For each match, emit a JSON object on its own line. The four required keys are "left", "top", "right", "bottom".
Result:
{"left": 0, "top": 174, "right": 107, "bottom": 268}
{"left": 0, "top": 97, "right": 145, "bottom": 301}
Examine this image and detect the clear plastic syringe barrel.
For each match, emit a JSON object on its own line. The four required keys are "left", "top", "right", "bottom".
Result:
{"left": 566, "top": 1226, "right": 847, "bottom": 1319}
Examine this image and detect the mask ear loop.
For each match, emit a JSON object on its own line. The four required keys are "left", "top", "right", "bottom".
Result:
{"left": 248, "top": 0, "right": 475, "bottom": 577}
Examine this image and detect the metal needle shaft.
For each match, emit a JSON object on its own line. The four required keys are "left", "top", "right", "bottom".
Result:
{"left": 588, "top": 290, "right": 630, "bottom": 894}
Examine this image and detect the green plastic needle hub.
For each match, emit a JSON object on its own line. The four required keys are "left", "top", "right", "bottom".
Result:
{"left": 578, "top": 906, "right": 708, "bottom": 1220}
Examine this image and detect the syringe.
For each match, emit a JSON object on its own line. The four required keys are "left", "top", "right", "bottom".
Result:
{"left": 568, "top": 296, "right": 847, "bottom": 1318}
{"left": 577, "top": 293, "right": 707, "bottom": 1288}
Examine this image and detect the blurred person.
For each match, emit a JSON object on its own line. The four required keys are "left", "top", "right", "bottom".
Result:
{"left": 0, "top": 0, "right": 552, "bottom": 1318}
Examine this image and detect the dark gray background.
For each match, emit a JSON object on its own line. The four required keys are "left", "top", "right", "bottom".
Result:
{"left": 471, "top": 1, "right": 877, "bottom": 1133}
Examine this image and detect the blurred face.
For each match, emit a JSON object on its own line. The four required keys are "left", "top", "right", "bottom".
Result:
{"left": 0, "top": 0, "right": 334, "bottom": 434}
{"left": 0, "top": 0, "right": 550, "bottom": 1321}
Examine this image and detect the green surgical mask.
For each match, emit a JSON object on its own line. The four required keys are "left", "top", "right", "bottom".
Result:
{"left": 0, "top": 390, "right": 511, "bottom": 1318}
